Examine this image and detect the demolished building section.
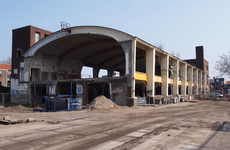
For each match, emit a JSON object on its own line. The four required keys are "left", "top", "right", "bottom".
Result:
{"left": 11, "top": 25, "right": 209, "bottom": 106}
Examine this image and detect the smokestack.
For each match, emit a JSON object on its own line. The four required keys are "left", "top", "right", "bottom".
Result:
{"left": 196, "top": 46, "right": 204, "bottom": 70}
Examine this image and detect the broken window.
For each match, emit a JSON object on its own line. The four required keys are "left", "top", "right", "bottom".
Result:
{"left": 35, "top": 32, "right": 40, "bottom": 43}
{"left": 17, "top": 51, "right": 21, "bottom": 57}
{"left": 20, "top": 69, "right": 24, "bottom": 82}
{"left": 155, "top": 55, "right": 161, "bottom": 76}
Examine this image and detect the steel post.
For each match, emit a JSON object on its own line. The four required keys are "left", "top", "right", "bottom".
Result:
{"left": 2, "top": 94, "right": 4, "bottom": 107}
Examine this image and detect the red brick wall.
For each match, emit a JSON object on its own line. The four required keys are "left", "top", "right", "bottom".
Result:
{"left": 0, "top": 70, "right": 8, "bottom": 87}
{"left": 11, "top": 25, "right": 52, "bottom": 80}
{"left": 29, "top": 26, "right": 52, "bottom": 47}
{"left": 12, "top": 26, "right": 31, "bottom": 79}
{"left": 204, "top": 59, "right": 209, "bottom": 90}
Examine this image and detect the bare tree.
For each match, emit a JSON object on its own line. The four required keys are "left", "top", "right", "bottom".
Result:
{"left": 215, "top": 52, "right": 230, "bottom": 77}
{"left": 171, "top": 51, "right": 180, "bottom": 58}
{"left": 0, "top": 56, "right": 11, "bottom": 65}
{"left": 154, "top": 42, "right": 165, "bottom": 50}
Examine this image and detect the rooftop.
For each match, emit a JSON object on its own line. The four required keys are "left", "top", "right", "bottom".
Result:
{"left": 0, "top": 64, "right": 11, "bottom": 70}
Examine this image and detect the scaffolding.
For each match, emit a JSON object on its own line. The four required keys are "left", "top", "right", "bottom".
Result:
{"left": 33, "top": 82, "right": 75, "bottom": 112}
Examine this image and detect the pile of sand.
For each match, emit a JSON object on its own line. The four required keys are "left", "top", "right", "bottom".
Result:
{"left": 87, "top": 95, "right": 120, "bottom": 110}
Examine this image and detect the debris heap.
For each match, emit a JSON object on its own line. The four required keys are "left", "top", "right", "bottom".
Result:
{"left": 87, "top": 95, "right": 120, "bottom": 110}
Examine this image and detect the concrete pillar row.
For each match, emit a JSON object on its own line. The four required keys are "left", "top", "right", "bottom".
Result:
{"left": 161, "top": 54, "right": 169, "bottom": 96}
{"left": 172, "top": 59, "right": 179, "bottom": 95}
{"left": 181, "top": 63, "right": 187, "bottom": 95}
{"left": 146, "top": 48, "right": 155, "bottom": 97}
{"left": 187, "top": 66, "right": 193, "bottom": 95}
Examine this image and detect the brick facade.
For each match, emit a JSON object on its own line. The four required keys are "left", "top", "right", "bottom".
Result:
{"left": 11, "top": 26, "right": 52, "bottom": 80}
{"left": 0, "top": 64, "right": 11, "bottom": 87}
{"left": 183, "top": 46, "right": 209, "bottom": 90}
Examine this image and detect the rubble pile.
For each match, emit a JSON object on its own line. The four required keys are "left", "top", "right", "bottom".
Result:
{"left": 87, "top": 95, "right": 120, "bottom": 110}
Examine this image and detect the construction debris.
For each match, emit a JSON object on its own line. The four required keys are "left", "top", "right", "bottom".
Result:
{"left": 3, "top": 116, "right": 10, "bottom": 120}
{"left": 26, "top": 117, "right": 35, "bottom": 122}
{"left": 87, "top": 95, "right": 120, "bottom": 110}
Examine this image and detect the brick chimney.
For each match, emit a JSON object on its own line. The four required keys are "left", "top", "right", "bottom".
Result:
{"left": 196, "top": 46, "right": 204, "bottom": 71}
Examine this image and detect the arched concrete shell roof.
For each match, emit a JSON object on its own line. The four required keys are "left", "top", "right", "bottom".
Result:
{"left": 24, "top": 26, "right": 135, "bottom": 58}
{"left": 24, "top": 30, "right": 71, "bottom": 57}
{"left": 70, "top": 26, "right": 135, "bottom": 42}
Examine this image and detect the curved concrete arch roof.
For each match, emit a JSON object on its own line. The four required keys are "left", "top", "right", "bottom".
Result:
{"left": 24, "top": 30, "right": 71, "bottom": 57}
{"left": 70, "top": 26, "right": 135, "bottom": 42}
{"left": 24, "top": 26, "right": 135, "bottom": 58}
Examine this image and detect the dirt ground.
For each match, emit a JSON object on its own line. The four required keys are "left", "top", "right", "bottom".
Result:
{"left": 0, "top": 98, "right": 230, "bottom": 150}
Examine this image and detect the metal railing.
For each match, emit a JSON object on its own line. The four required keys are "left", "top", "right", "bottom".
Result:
{"left": 0, "top": 93, "right": 10, "bottom": 107}
{"left": 60, "top": 21, "right": 71, "bottom": 29}
{"left": 0, "top": 93, "right": 29, "bottom": 107}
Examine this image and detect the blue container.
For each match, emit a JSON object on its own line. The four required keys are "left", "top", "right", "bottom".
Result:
{"left": 69, "top": 98, "right": 82, "bottom": 103}
{"left": 69, "top": 103, "right": 82, "bottom": 111}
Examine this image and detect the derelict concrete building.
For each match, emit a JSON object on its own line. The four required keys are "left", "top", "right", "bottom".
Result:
{"left": 11, "top": 25, "right": 208, "bottom": 106}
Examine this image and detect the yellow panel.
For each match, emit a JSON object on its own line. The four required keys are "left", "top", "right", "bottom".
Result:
{"left": 154, "top": 76, "right": 162, "bottom": 83}
{"left": 186, "top": 82, "right": 188, "bottom": 86}
{"left": 168, "top": 78, "right": 173, "bottom": 84}
{"left": 178, "top": 80, "right": 182, "bottom": 86}
{"left": 135, "top": 72, "right": 147, "bottom": 83}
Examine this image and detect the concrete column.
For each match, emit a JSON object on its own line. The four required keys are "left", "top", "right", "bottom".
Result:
{"left": 187, "top": 66, "right": 193, "bottom": 95}
{"left": 107, "top": 69, "right": 113, "bottom": 77}
{"left": 172, "top": 60, "right": 179, "bottom": 95}
{"left": 146, "top": 48, "right": 155, "bottom": 97}
{"left": 93, "top": 67, "right": 99, "bottom": 78}
{"left": 181, "top": 63, "right": 187, "bottom": 95}
{"left": 161, "top": 54, "right": 169, "bottom": 96}
{"left": 198, "top": 71, "right": 202, "bottom": 95}
{"left": 120, "top": 70, "right": 125, "bottom": 76}
{"left": 202, "top": 72, "right": 205, "bottom": 95}
{"left": 204, "top": 73, "right": 207, "bottom": 94}
{"left": 131, "top": 39, "right": 137, "bottom": 99}
{"left": 120, "top": 40, "right": 136, "bottom": 106}
{"left": 193, "top": 69, "right": 198, "bottom": 95}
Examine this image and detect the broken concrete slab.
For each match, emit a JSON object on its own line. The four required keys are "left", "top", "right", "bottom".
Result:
{"left": 26, "top": 117, "right": 35, "bottom": 122}
{"left": 3, "top": 116, "right": 10, "bottom": 120}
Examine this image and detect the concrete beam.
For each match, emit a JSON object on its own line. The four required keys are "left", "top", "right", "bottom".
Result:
{"left": 82, "top": 46, "right": 121, "bottom": 63}
{"left": 58, "top": 39, "right": 116, "bottom": 64}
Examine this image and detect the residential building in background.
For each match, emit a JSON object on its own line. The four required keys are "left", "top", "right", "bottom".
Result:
{"left": 0, "top": 64, "right": 11, "bottom": 87}
{"left": 210, "top": 77, "right": 227, "bottom": 90}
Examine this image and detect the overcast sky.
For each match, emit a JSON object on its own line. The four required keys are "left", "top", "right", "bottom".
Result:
{"left": 0, "top": 0, "right": 229, "bottom": 78}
